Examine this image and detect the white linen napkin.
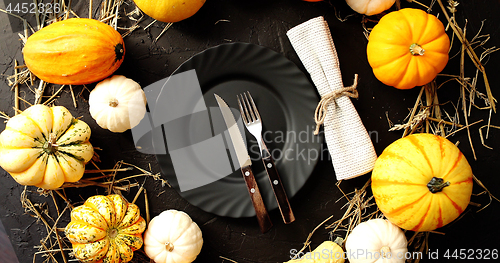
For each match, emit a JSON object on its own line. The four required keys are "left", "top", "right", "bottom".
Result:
{"left": 286, "top": 16, "right": 377, "bottom": 180}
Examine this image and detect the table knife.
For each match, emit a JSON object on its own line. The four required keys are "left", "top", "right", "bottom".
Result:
{"left": 215, "top": 94, "right": 273, "bottom": 233}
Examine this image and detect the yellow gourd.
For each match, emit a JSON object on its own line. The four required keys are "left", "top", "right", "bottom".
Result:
{"left": 22, "top": 18, "right": 125, "bottom": 85}
{"left": 371, "top": 133, "right": 473, "bottom": 231}
{"left": 0, "top": 105, "right": 93, "bottom": 189}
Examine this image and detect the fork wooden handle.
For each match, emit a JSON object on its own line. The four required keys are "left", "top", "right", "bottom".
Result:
{"left": 262, "top": 156, "right": 295, "bottom": 224}
{"left": 241, "top": 166, "right": 273, "bottom": 233}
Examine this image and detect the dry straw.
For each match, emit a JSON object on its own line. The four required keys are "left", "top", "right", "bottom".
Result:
{"left": 297, "top": 1, "right": 499, "bottom": 263}
{"left": 1, "top": 1, "right": 171, "bottom": 262}
{"left": 1, "top": 0, "right": 500, "bottom": 263}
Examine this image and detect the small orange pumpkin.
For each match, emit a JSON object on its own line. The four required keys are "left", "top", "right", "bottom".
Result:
{"left": 366, "top": 8, "right": 450, "bottom": 89}
{"left": 23, "top": 18, "right": 125, "bottom": 85}
{"left": 371, "top": 133, "right": 473, "bottom": 232}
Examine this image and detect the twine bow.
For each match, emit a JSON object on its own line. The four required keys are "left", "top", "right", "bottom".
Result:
{"left": 313, "top": 74, "right": 359, "bottom": 135}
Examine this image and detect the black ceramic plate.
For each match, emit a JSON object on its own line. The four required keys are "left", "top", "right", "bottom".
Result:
{"left": 153, "top": 43, "right": 321, "bottom": 218}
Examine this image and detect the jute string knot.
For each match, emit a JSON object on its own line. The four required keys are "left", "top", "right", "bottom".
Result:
{"left": 313, "top": 74, "right": 359, "bottom": 135}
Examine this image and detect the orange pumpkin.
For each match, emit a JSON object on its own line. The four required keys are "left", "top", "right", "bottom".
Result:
{"left": 366, "top": 8, "right": 450, "bottom": 89}
{"left": 23, "top": 18, "right": 125, "bottom": 85}
{"left": 371, "top": 133, "right": 473, "bottom": 232}
{"left": 133, "top": 0, "right": 206, "bottom": 23}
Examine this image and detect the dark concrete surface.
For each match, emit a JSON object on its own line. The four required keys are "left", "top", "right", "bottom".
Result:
{"left": 0, "top": 220, "right": 19, "bottom": 263}
{"left": 1, "top": 0, "right": 499, "bottom": 262}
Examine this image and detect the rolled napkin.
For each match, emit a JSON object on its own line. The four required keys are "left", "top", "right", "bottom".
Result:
{"left": 286, "top": 16, "right": 377, "bottom": 180}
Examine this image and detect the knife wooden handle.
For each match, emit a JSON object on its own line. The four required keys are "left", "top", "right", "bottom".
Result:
{"left": 241, "top": 166, "right": 273, "bottom": 233}
{"left": 262, "top": 156, "right": 295, "bottom": 224}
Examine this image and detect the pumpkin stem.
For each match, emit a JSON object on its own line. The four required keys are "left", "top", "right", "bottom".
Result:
{"left": 333, "top": 237, "right": 344, "bottom": 247}
{"left": 165, "top": 242, "right": 174, "bottom": 252}
{"left": 114, "top": 43, "right": 124, "bottom": 62}
{"left": 427, "top": 177, "right": 451, "bottom": 193}
{"left": 109, "top": 98, "right": 119, "bottom": 107}
{"left": 380, "top": 246, "right": 391, "bottom": 258}
{"left": 410, "top": 43, "right": 425, "bottom": 56}
{"left": 108, "top": 228, "right": 118, "bottom": 239}
{"left": 43, "top": 133, "right": 58, "bottom": 154}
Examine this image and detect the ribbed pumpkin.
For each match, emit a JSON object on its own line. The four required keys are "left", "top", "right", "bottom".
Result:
{"left": 133, "top": 0, "right": 206, "bottom": 23}
{"left": 371, "top": 133, "right": 473, "bottom": 232}
{"left": 143, "top": 210, "right": 203, "bottom": 263}
{"left": 89, "top": 75, "right": 147, "bottom": 133}
{"left": 22, "top": 18, "right": 125, "bottom": 85}
{"left": 345, "top": 219, "right": 407, "bottom": 263}
{"left": 0, "top": 104, "right": 93, "bottom": 189}
{"left": 367, "top": 8, "right": 450, "bottom": 89}
{"left": 65, "top": 194, "right": 146, "bottom": 263}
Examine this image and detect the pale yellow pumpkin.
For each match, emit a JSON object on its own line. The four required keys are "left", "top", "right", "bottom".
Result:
{"left": 143, "top": 210, "right": 203, "bottom": 263}
{"left": 0, "top": 104, "right": 93, "bottom": 189}
{"left": 65, "top": 194, "right": 146, "bottom": 263}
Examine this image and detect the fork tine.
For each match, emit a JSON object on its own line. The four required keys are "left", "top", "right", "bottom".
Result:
{"left": 237, "top": 95, "right": 249, "bottom": 124}
{"left": 240, "top": 93, "right": 252, "bottom": 122}
{"left": 243, "top": 92, "right": 257, "bottom": 122}
{"left": 246, "top": 91, "right": 261, "bottom": 120}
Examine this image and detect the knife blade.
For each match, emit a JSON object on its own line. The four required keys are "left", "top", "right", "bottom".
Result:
{"left": 215, "top": 93, "right": 272, "bottom": 233}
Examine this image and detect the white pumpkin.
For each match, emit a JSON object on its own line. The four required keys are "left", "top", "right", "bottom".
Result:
{"left": 144, "top": 210, "right": 203, "bottom": 263}
{"left": 345, "top": 0, "right": 396, "bottom": 16}
{"left": 345, "top": 219, "right": 407, "bottom": 263}
{"left": 89, "top": 75, "right": 147, "bottom": 133}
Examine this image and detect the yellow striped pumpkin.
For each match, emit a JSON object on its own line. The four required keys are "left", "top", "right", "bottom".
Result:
{"left": 371, "top": 133, "right": 473, "bottom": 232}
{"left": 65, "top": 194, "right": 146, "bottom": 262}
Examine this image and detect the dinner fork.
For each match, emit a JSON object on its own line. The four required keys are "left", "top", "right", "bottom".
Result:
{"left": 237, "top": 91, "right": 295, "bottom": 224}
